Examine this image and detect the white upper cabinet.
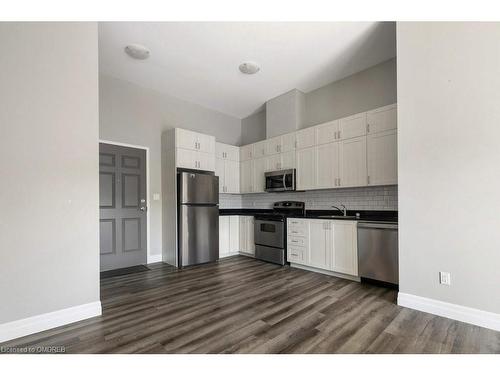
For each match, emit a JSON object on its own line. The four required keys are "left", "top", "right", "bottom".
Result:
{"left": 281, "top": 132, "right": 296, "bottom": 153}
{"left": 281, "top": 150, "right": 296, "bottom": 170}
{"left": 367, "top": 104, "right": 397, "bottom": 134}
{"left": 339, "top": 112, "right": 367, "bottom": 140}
{"left": 253, "top": 141, "right": 267, "bottom": 159}
{"left": 295, "top": 127, "right": 315, "bottom": 149}
{"left": 315, "top": 120, "right": 340, "bottom": 145}
{"left": 216, "top": 142, "right": 239, "bottom": 161}
{"left": 176, "top": 128, "right": 215, "bottom": 154}
{"left": 215, "top": 158, "right": 225, "bottom": 193}
{"left": 224, "top": 160, "right": 240, "bottom": 193}
{"left": 315, "top": 142, "right": 339, "bottom": 189}
{"left": 296, "top": 146, "right": 316, "bottom": 190}
{"left": 240, "top": 144, "right": 254, "bottom": 161}
{"left": 267, "top": 153, "right": 281, "bottom": 171}
{"left": 240, "top": 159, "right": 253, "bottom": 193}
{"left": 339, "top": 136, "right": 367, "bottom": 188}
{"left": 367, "top": 129, "right": 397, "bottom": 186}
{"left": 176, "top": 148, "right": 215, "bottom": 172}
{"left": 265, "top": 136, "right": 282, "bottom": 155}
{"left": 252, "top": 157, "right": 267, "bottom": 193}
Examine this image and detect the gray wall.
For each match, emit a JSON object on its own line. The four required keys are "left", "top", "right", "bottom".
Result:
{"left": 99, "top": 75, "right": 242, "bottom": 256}
{"left": 241, "top": 109, "right": 266, "bottom": 145}
{"left": 398, "top": 23, "right": 500, "bottom": 314}
{"left": 0, "top": 23, "right": 100, "bottom": 324}
{"left": 305, "top": 58, "right": 397, "bottom": 127}
{"left": 240, "top": 58, "right": 397, "bottom": 145}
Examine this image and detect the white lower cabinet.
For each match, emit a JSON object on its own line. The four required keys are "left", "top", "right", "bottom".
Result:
{"left": 219, "top": 216, "right": 239, "bottom": 257}
{"left": 239, "top": 216, "right": 255, "bottom": 256}
{"left": 287, "top": 218, "right": 358, "bottom": 278}
{"left": 219, "top": 215, "right": 254, "bottom": 258}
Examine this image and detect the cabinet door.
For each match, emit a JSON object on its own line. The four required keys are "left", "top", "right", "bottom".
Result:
{"left": 281, "top": 150, "right": 295, "bottom": 170}
{"left": 176, "top": 128, "right": 198, "bottom": 151}
{"left": 296, "top": 146, "right": 316, "bottom": 190}
{"left": 176, "top": 148, "right": 198, "bottom": 169}
{"left": 198, "top": 152, "right": 215, "bottom": 172}
{"left": 295, "top": 127, "right": 315, "bottom": 149}
{"left": 339, "top": 112, "right": 367, "bottom": 140}
{"left": 219, "top": 216, "right": 230, "bottom": 257}
{"left": 308, "top": 220, "right": 331, "bottom": 270}
{"left": 215, "top": 158, "right": 225, "bottom": 193}
{"left": 339, "top": 136, "right": 367, "bottom": 187}
{"left": 240, "top": 144, "right": 253, "bottom": 161}
{"left": 281, "top": 132, "right": 296, "bottom": 153}
{"left": 225, "top": 144, "right": 240, "bottom": 161}
{"left": 367, "top": 104, "right": 397, "bottom": 134}
{"left": 252, "top": 157, "right": 267, "bottom": 193}
{"left": 224, "top": 160, "right": 240, "bottom": 193}
{"left": 332, "top": 221, "right": 358, "bottom": 276}
{"left": 315, "top": 142, "right": 338, "bottom": 189}
{"left": 267, "top": 154, "right": 281, "bottom": 171}
{"left": 367, "top": 129, "right": 397, "bottom": 186}
{"left": 253, "top": 141, "right": 267, "bottom": 158}
{"left": 266, "top": 136, "right": 282, "bottom": 155}
{"left": 215, "top": 142, "right": 226, "bottom": 159}
{"left": 246, "top": 216, "right": 255, "bottom": 255}
{"left": 315, "top": 120, "right": 339, "bottom": 145}
{"left": 240, "top": 160, "right": 253, "bottom": 193}
{"left": 229, "top": 216, "right": 240, "bottom": 252}
{"left": 239, "top": 216, "right": 248, "bottom": 253}
{"left": 197, "top": 133, "right": 215, "bottom": 154}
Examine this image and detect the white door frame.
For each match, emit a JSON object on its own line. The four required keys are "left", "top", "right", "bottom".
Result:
{"left": 99, "top": 140, "right": 155, "bottom": 264}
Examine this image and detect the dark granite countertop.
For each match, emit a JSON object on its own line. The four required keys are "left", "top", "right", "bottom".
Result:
{"left": 219, "top": 208, "right": 398, "bottom": 223}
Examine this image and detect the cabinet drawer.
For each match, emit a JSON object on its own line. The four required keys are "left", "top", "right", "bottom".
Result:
{"left": 288, "top": 236, "right": 307, "bottom": 247}
{"left": 288, "top": 246, "right": 306, "bottom": 264}
{"left": 287, "top": 225, "right": 308, "bottom": 237}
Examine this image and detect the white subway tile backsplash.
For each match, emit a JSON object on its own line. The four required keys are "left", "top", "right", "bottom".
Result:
{"left": 220, "top": 185, "right": 398, "bottom": 211}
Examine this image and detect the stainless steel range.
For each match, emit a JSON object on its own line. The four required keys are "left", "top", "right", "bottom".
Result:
{"left": 254, "top": 201, "right": 305, "bottom": 265}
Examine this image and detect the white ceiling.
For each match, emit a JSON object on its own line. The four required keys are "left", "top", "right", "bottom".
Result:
{"left": 98, "top": 22, "right": 396, "bottom": 119}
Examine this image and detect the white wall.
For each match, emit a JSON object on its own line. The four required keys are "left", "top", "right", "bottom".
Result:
{"left": 99, "top": 75, "right": 242, "bottom": 257}
{"left": 398, "top": 22, "right": 500, "bottom": 314}
{"left": 241, "top": 109, "right": 266, "bottom": 145}
{"left": 0, "top": 23, "right": 100, "bottom": 325}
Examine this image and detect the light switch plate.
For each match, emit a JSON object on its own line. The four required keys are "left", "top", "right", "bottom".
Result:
{"left": 153, "top": 193, "right": 160, "bottom": 201}
{"left": 439, "top": 272, "right": 451, "bottom": 286}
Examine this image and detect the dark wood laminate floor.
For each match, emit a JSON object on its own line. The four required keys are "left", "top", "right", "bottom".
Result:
{"left": 4, "top": 256, "right": 500, "bottom": 353}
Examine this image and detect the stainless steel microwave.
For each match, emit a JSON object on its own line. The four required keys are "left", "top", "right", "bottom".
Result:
{"left": 264, "top": 169, "right": 296, "bottom": 192}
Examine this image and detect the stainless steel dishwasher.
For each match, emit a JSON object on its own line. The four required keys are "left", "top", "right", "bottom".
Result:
{"left": 357, "top": 221, "right": 399, "bottom": 285}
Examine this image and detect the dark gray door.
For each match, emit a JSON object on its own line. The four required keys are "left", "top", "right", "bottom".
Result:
{"left": 99, "top": 143, "right": 147, "bottom": 271}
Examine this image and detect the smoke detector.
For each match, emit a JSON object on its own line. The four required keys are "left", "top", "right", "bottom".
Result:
{"left": 124, "top": 44, "right": 151, "bottom": 60}
{"left": 239, "top": 61, "right": 260, "bottom": 75}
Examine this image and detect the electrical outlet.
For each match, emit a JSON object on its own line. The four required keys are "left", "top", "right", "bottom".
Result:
{"left": 439, "top": 272, "right": 451, "bottom": 286}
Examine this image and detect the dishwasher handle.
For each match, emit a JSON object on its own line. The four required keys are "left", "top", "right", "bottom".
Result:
{"left": 357, "top": 222, "right": 398, "bottom": 230}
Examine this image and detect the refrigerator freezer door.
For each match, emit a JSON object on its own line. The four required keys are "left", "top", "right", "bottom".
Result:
{"left": 179, "top": 205, "right": 219, "bottom": 267}
{"left": 179, "top": 172, "right": 219, "bottom": 204}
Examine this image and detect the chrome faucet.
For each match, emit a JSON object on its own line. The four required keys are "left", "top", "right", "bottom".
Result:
{"left": 331, "top": 204, "right": 347, "bottom": 216}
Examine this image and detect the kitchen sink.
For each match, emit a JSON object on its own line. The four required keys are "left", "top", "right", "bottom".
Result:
{"left": 315, "top": 215, "right": 357, "bottom": 219}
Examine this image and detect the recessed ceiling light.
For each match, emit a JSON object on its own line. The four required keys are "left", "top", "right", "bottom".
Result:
{"left": 124, "top": 44, "right": 150, "bottom": 60}
{"left": 239, "top": 61, "right": 260, "bottom": 75}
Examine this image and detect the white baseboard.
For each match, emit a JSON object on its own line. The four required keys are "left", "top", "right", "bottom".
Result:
{"left": 147, "top": 254, "right": 163, "bottom": 264}
{"left": 398, "top": 292, "right": 500, "bottom": 332}
{"left": 290, "top": 263, "right": 361, "bottom": 282}
{"left": 0, "top": 301, "right": 102, "bottom": 343}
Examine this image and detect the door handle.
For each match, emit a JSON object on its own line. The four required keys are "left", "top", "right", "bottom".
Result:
{"left": 139, "top": 206, "right": 147, "bottom": 212}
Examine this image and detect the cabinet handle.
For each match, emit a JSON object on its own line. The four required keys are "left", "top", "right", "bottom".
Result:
{"left": 367, "top": 175, "right": 370, "bottom": 185}
{"left": 291, "top": 253, "right": 298, "bottom": 257}
{"left": 291, "top": 240, "right": 298, "bottom": 243}
{"left": 338, "top": 130, "right": 341, "bottom": 139}
{"left": 367, "top": 124, "right": 370, "bottom": 133}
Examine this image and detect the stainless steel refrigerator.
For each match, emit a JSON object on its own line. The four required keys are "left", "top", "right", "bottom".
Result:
{"left": 177, "top": 171, "right": 219, "bottom": 267}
